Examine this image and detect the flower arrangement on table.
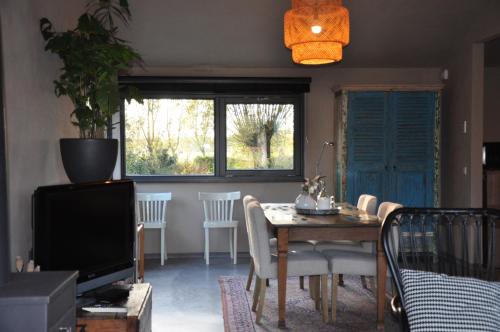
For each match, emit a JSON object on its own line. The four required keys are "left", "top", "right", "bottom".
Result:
{"left": 301, "top": 175, "right": 325, "bottom": 196}
{"left": 295, "top": 175, "right": 326, "bottom": 209}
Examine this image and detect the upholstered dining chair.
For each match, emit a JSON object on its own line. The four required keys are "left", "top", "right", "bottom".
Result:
{"left": 199, "top": 191, "right": 241, "bottom": 265}
{"left": 313, "top": 194, "right": 378, "bottom": 287}
{"left": 357, "top": 194, "right": 378, "bottom": 215}
{"left": 242, "top": 195, "right": 314, "bottom": 292}
{"left": 324, "top": 201, "right": 403, "bottom": 321}
{"left": 246, "top": 200, "right": 330, "bottom": 324}
{"left": 314, "top": 194, "right": 378, "bottom": 259}
{"left": 136, "top": 192, "right": 172, "bottom": 266}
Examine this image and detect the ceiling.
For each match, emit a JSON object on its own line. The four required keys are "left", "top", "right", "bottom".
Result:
{"left": 124, "top": 0, "right": 497, "bottom": 68}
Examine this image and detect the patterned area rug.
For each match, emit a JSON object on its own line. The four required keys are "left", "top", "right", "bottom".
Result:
{"left": 219, "top": 275, "right": 400, "bottom": 332}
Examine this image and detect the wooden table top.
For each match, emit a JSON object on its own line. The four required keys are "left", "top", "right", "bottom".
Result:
{"left": 262, "top": 203, "right": 380, "bottom": 228}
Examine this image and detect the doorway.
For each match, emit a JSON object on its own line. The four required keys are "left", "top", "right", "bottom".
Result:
{"left": 483, "top": 37, "right": 500, "bottom": 209}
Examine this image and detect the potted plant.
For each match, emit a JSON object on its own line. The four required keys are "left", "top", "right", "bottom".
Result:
{"left": 40, "top": 0, "right": 142, "bottom": 183}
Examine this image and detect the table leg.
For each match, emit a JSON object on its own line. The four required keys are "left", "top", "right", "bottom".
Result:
{"left": 376, "top": 239, "right": 387, "bottom": 330}
{"left": 277, "top": 228, "right": 289, "bottom": 328}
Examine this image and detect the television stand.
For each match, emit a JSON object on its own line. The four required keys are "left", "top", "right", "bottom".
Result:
{"left": 77, "top": 283, "right": 152, "bottom": 332}
{"left": 83, "top": 284, "right": 132, "bottom": 304}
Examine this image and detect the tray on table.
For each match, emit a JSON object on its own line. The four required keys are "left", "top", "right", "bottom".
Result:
{"left": 295, "top": 207, "right": 340, "bottom": 215}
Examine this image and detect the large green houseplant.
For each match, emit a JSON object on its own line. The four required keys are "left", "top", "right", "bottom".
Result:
{"left": 40, "top": 0, "right": 141, "bottom": 183}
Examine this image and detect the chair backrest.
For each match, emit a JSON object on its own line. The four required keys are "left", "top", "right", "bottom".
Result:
{"left": 377, "top": 202, "right": 404, "bottom": 256}
{"left": 381, "top": 208, "right": 500, "bottom": 325}
{"left": 357, "top": 194, "right": 377, "bottom": 215}
{"left": 136, "top": 192, "right": 172, "bottom": 224}
{"left": 247, "top": 200, "right": 273, "bottom": 278}
{"left": 243, "top": 195, "right": 258, "bottom": 258}
{"left": 199, "top": 191, "right": 241, "bottom": 222}
{"left": 377, "top": 201, "right": 403, "bottom": 222}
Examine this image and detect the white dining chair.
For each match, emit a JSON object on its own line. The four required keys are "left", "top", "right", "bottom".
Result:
{"left": 136, "top": 192, "right": 172, "bottom": 266}
{"left": 247, "top": 200, "right": 330, "bottom": 324}
{"left": 199, "top": 191, "right": 241, "bottom": 265}
{"left": 324, "top": 201, "right": 403, "bottom": 321}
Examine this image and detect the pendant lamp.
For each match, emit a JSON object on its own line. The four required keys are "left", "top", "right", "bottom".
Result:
{"left": 284, "top": 0, "right": 350, "bottom": 65}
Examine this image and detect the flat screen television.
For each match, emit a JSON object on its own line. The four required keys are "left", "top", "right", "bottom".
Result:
{"left": 33, "top": 180, "right": 136, "bottom": 294}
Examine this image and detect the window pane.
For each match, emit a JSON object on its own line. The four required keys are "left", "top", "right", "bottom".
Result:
{"left": 226, "top": 104, "right": 294, "bottom": 170}
{"left": 125, "top": 99, "right": 215, "bottom": 176}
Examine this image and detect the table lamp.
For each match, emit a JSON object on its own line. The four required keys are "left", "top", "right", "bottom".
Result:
{"left": 315, "top": 141, "right": 334, "bottom": 176}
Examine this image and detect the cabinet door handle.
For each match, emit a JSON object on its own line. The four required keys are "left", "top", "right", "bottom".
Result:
{"left": 58, "top": 327, "right": 72, "bottom": 332}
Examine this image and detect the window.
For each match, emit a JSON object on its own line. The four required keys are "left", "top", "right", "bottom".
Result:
{"left": 125, "top": 98, "right": 215, "bottom": 176}
{"left": 118, "top": 77, "right": 310, "bottom": 182}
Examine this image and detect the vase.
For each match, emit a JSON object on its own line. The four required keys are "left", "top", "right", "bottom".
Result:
{"left": 60, "top": 138, "right": 118, "bottom": 183}
{"left": 295, "top": 192, "right": 316, "bottom": 209}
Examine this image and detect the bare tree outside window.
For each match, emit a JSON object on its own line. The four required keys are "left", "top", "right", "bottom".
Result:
{"left": 125, "top": 98, "right": 215, "bottom": 176}
{"left": 226, "top": 103, "right": 294, "bottom": 170}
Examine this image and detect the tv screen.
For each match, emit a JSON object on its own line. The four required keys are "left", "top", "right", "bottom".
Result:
{"left": 33, "top": 180, "right": 135, "bottom": 294}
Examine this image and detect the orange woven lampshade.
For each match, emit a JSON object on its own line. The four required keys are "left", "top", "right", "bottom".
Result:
{"left": 284, "top": 0, "right": 350, "bottom": 65}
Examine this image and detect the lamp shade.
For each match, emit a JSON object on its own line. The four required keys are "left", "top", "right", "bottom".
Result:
{"left": 284, "top": 0, "right": 350, "bottom": 65}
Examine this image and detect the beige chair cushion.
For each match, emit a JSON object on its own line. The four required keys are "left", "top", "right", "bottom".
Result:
{"left": 269, "top": 238, "right": 315, "bottom": 252}
{"left": 267, "top": 250, "right": 329, "bottom": 278}
{"left": 322, "top": 249, "right": 377, "bottom": 276}
{"left": 315, "top": 240, "right": 373, "bottom": 253}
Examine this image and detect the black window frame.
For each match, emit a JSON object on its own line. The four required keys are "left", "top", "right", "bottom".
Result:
{"left": 118, "top": 76, "right": 309, "bottom": 183}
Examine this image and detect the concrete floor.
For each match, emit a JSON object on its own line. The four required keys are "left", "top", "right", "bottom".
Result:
{"left": 144, "top": 255, "right": 250, "bottom": 332}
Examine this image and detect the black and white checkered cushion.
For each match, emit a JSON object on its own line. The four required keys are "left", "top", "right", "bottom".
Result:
{"left": 401, "top": 269, "right": 500, "bottom": 332}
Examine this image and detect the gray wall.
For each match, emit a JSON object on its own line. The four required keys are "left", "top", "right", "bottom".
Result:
{"left": 129, "top": 66, "right": 442, "bottom": 255}
{"left": 0, "top": 20, "right": 7, "bottom": 284}
{"left": 442, "top": 2, "right": 500, "bottom": 207}
{"left": 484, "top": 67, "right": 500, "bottom": 142}
{"left": 0, "top": 0, "right": 83, "bottom": 269}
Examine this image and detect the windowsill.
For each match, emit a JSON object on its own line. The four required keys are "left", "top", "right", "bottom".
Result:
{"left": 125, "top": 175, "right": 304, "bottom": 183}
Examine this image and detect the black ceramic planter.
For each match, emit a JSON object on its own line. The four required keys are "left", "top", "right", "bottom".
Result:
{"left": 60, "top": 138, "right": 118, "bottom": 183}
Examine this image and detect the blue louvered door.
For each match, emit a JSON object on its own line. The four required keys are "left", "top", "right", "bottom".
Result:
{"left": 346, "top": 91, "right": 436, "bottom": 207}
{"left": 346, "top": 92, "right": 389, "bottom": 205}
{"left": 388, "top": 92, "right": 435, "bottom": 206}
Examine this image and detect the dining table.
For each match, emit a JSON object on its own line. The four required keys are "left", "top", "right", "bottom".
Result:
{"left": 262, "top": 202, "right": 387, "bottom": 330}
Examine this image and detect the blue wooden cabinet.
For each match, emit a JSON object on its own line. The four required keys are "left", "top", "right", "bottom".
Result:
{"left": 336, "top": 89, "right": 440, "bottom": 208}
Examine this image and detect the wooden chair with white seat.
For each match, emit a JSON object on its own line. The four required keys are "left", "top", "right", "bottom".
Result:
{"left": 199, "top": 191, "right": 241, "bottom": 265}
{"left": 325, "top": 201, "right": 403, "bottom": 322}
{"left": 247, "top": 200, "right": 330, "bottom": 324}
{"left": 136, "top": 192, "right": 172, "bottom": 266}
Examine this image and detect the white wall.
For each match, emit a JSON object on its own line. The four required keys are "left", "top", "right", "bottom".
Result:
{"left": 129, "top": 66, "right": 442, "bottom": 255}
{"left": 0, "top": 0, "right": 83, "bottom": 269}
